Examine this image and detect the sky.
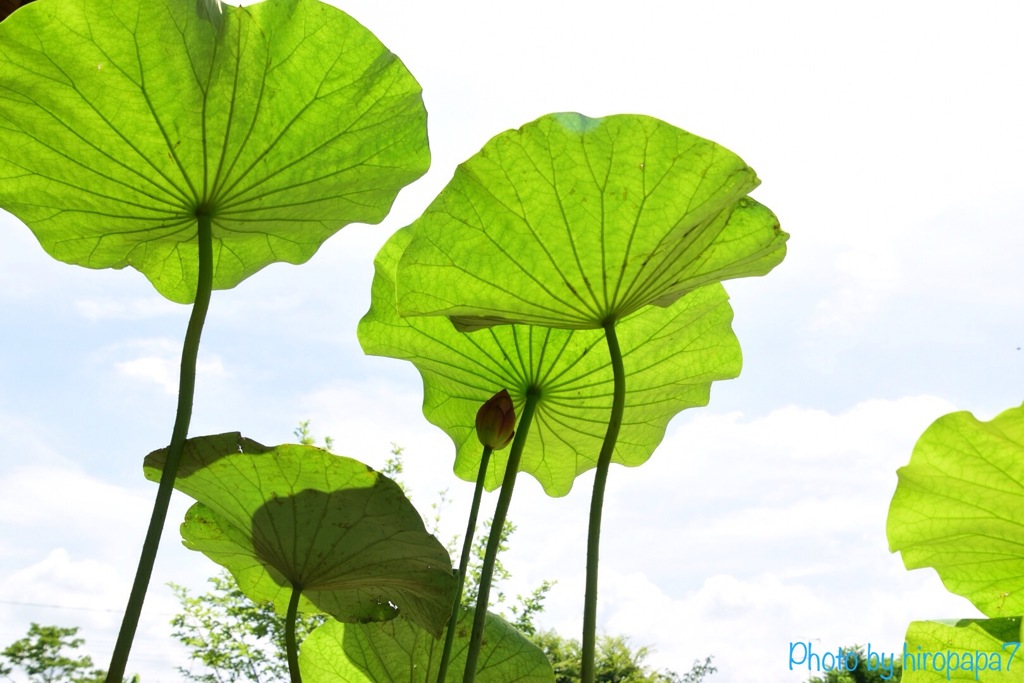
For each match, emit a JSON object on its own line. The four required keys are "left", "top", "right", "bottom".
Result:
{"left": 1, "top": 0, "right": 1023, "bottom": 681}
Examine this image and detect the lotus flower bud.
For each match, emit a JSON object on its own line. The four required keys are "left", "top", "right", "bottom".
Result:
{"left": 476, "top": 389, "right": 516, "bottom": 450}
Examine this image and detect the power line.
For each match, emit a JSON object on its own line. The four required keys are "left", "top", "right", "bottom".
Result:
{"left": 0, "top": 598, "right": 121, "bottom": 613}
{"left": 0, "top": 598, "right": 173, "bottom": 616}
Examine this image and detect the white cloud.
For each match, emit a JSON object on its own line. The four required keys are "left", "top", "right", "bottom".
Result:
{"left": 0, "top": 459, "right": 199, "bottom": 570}
{"left": 300, "top": 377, "right": 457, "bottom": 475}
{"left": 472, "top": 396, "right": 983, "bottom": 682}
{"left": 75, "top": 297, "right": 183, "bottom": 321}
{"left": 109, "top": 339, "right": 227, "bottom": 395}
{"left": 0, "top": 549, "right": 194, "bottom": 683}
{"left": 568, "top": 567, "right": 978, "bottom": 683}
{"left": 0, "top": 465, "right": 147, "bottom": 540}
{"left": 526, "top": 562, "right": 980, "bottom": 682}
{"left": 1, "top": 549, "right": 125, "bottom": 614}
{"left": 0, "top": 453, "right": 224, "bottom": 682}
{"left": 810, "top": 248, "right": 903, "bottom": 335}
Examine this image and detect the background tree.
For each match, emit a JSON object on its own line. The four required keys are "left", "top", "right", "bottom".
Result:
{"left": 169, "top": 575, "right": 324, "bottom": 683}
{"left": 168, "top": 425, "right": 716, "bottom": 682}
{"left": 0, "top": 623, "right": 138, "bottom": 683}
{"left": 172, "top": 573, "right": 715, "bottom": 683}
{"left": 806, "top": 645, "right": 901, "bottom": 683}
{"left": 532, "top": 631, "right": 715, "bottom": 683}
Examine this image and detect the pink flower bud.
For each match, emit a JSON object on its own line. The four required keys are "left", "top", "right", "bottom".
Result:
{"left": 476, "top": 389, "right": 516, "bottom": 450}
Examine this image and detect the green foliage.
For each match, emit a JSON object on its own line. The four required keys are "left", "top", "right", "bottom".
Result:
{"left": 359, "top": 227, "right": 744, "bottom": 497}
{"left": 676, "top": 657, "right": 717, "bottom": 683}
{"left": 1, "top": 0, "right": 784, "bottom": 676}
{"left": 455, "top": 516, "right": 557, "bottom": 640}
{"left": 1, "top": 0, "right": 434, "bottom": 675}
{"left": 888, "top": 403, "right": 1024, "bottom": 677}
{"left": 144, "top": 432, "right": 456, "bottom": 637}
{"left": 171, "top": 574, "right": 325, "bottom": 683}
{"left": 508, "top": 580, "right": 556, "bottom": 638}
{"left": 899, "top": 620, "right": 1019, "bottom": 682}
{"left": 172, "top": 571, "right": 713, "bottom": 683}
{"left": 378, "top": 111, "right": 785, "bottom": 682}
{"left": 171, "top": 569, "right": 556, "bottom": 683}
{"left": 300, "top": 609, "right": 554, "bottom": 682}
{"left": 532, "top": 631, "right": 715, "bottom": 683}
{"left": 293, "top": 421, "right": 333, "bottom": 452}
{"left": 167, "top": 434, "right": 709, "bottom": 683}
{"left": 283, "top": 431, "right": 548, "bottom": 634}
{"left": 0, "top": 0, "right": 429, "bottom": 304}
{"left": 888, "top": 403, "right": 1024, "bottom": 616}
{"left": 395, "top": 112, "right": 786, "bottom": 331}
{"left": 0, "top": 623, "right": 138, "bottom": 683}
{"left": 462, "top": 518, "right": 513, "bottom": 609}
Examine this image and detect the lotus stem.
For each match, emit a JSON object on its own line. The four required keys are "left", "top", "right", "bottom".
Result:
{"left": 286, "top": 583, "right": 303, "bottom": 683}
{"left": 436, "top": 444, "right": 493, "bottom": 683}
{"left": 581, "top": 320, "right": 626, "bottom": 683}
{"left": 106, "top": 213, "right": 214, "bottom": 682}
{"left": 462, "top": 390, "right": 540, "bottom": 683}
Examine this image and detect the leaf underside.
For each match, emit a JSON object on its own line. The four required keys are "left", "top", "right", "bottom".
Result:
{"left": 300, "top": 608, "right": 554, "bottom": 683}
{"left": 0, "top": 0, "right": 428, "bottom": 302}
{"left": 360, "top": 227, "right": 742, "bottom": 497}
{"left": 144, "top": 432, "right": 456, "bottom": 637}
{"left": 887, "top": 403, "right": 1024, "bottom": 617}
{"left": 396, "top": 112, "right": 786, "bottom": 330}
{"left": 901, "top": 619, "right": 1024, "bottom": 682}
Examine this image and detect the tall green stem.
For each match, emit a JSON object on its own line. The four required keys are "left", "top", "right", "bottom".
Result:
{"left": 581, "top": 321, "right": 626, "bottom": 683}
{"left": 106, "top": 214, "right": 214, "bottom": 683}
{"left": 436, "top": 444, "right": 493, "bottom": 683}
{"left": 462, "top": 391, "right": 540, "bottom": 683}
{"left": 286, "top": 583, "right": 303, "bottom": 683}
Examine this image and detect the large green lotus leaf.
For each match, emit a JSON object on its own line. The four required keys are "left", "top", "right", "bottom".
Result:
{"left": 300, "top": 608, "right": 553, "bottom": 682}
{"left": 395, "top": 112, "right": 786, "bottom": 331}
{"left": 901, "top": 618, "right": 1024, "bottom": 682}
{"left": 0, "top": 0, "right": 428, "bottom": 303}
{"left": 359, "top": 227, "right": 741, "bottom": 497}
{"left": 888, "top": 404, "right": 1024, "bottom": 616}
{"left": 143, "top": 432, "right": 456, "bottom": 637}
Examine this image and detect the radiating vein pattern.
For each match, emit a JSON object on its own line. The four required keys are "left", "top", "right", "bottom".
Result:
{"left": 396, "top": 112, "right": 787, "bottom": 330}
{"left": 888, "top": 403, "right": 1024, "bottom": 618}
{"left": 0, "top": 0, "right": 429, "bottom": 303}
{"left": 360, "top": 228, "right": 743, "bottom": 497}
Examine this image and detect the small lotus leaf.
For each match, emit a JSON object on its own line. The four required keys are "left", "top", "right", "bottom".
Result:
{"left": 144, "top": 432, "right": 456, "bottom": 637}
{"left": 300, "top": 608, "right": 553, "bottom": 682}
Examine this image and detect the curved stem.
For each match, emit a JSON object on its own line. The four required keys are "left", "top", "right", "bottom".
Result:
{"left": 105, "top": 215, "right": 214, "bottom": 683}
{"left": 462, "top": 392, "right": 540, "bottom": 683}
{"left": 436, "top": 445, "right": 493, "bottom": 683}
{"left": 286, "top": 583, "right": 303, "bottom": 683}
{"left": 581, "top": 321, "right": 626, "bottom": 683}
